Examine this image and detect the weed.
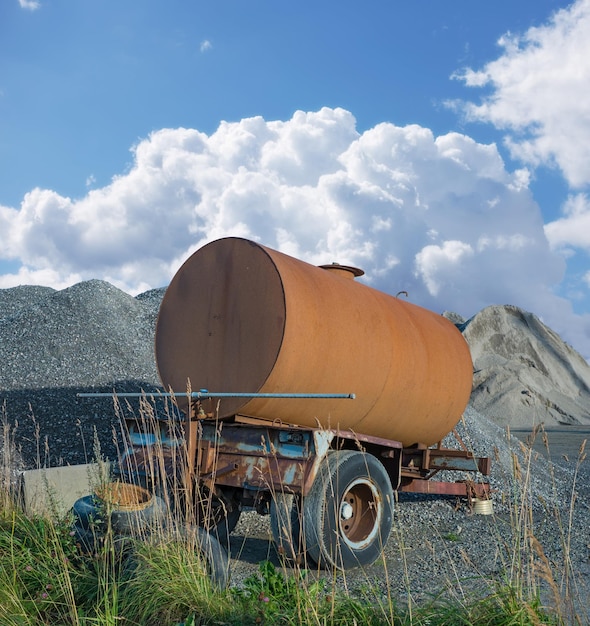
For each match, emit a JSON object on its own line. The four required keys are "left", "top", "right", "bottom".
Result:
{"left": 443, "top": 531, "right": 461, "bottom": 542}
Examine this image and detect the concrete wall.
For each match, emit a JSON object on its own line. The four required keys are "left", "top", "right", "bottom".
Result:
{"left": 19, "top": 463, "right": 109, "bottom": 517}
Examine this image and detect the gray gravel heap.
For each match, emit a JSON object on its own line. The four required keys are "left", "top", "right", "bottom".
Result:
{"left": 0, "top": 281, "right": 164, "bottom": 467}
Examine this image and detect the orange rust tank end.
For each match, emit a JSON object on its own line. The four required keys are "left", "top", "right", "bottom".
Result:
{"left": 155, "top": 237, "right": 473, "bottom": 447}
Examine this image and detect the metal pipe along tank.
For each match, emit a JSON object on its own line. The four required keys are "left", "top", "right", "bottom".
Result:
{"left": 155, "top": 237, "right": 473, "bottom": 447}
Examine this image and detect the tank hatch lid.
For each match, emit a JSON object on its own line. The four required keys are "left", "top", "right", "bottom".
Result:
{"left": 319, "top": 263, "right": 365, "bottom": 279}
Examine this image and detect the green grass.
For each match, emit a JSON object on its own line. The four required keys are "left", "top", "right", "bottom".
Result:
{"left": 1, "top": 508, "right": 571, "bottom": 625}
{"left": 0, "top": 498, "right": 565, "bottom": 625}
{"left": 0, "top": 511, "right": 562, "bottom": 626}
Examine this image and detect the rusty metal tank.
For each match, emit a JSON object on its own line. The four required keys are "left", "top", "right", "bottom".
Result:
{"left": 155, "top": 237, "right": 473, "bottom": 446}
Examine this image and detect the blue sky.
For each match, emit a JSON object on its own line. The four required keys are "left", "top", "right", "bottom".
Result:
{"left": 1, "top": 0, "right": 590, "bottom": 359}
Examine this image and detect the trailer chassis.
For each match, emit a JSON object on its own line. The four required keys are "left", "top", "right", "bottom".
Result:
{"left": 83, "top": 391, "right": 491, "bottom": 570}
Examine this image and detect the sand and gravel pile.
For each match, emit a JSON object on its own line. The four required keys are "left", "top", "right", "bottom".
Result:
{"left": 0, "top": 281, "right": 163, "bottom": 467}
{"left": 459, "top": 305, "right": 590, "bottom": 428}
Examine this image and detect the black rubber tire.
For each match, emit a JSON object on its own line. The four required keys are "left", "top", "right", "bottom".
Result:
{"left": 71, "top": 495, "right": 106, "bottom": 531}
{"left": 195, "top": 487, "right": 241, "bottom": 546}
{"left": 164, "top": 525, "right": 230, "bottom": 589}
{"left": 270, "top": 492, "right": 303, "bottom": 563}
{"left": 71, "top": 490, "right": 166, "bottom": 536}
{"left": 71, "top": 522, "right": 134, "bottom": 561}
{"left": 72, "top": 521, "right": 102, "bottom": 554}
{"left": 208, "top": 507, "right": 241, "bottom": 546}
{"left": 303, "top": 450, "right": 394, "bottom": 570}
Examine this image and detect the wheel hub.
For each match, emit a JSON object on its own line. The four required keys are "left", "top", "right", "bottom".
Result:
{"left": 339, "top": 479, "right": 382, "bottom": 550}
{"left": 340, "top": 501, "right": 354, "bottom": 520}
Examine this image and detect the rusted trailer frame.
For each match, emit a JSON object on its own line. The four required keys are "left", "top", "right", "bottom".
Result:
{"left": 184, "top": 404, "right": 491, "bottom": 513}
{"left": 395, "top": 444, "right": 491, "bottom": 497}
{"left": 80, "top": 390, "right": 491, "bottom": 571}
{"left": 114, "top": 397, "right": 491, "bottom": 510}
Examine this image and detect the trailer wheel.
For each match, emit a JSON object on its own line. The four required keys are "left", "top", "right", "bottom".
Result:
{"left": 270, "top": 492, "right": 303, "bottom": 563}
{"left": 303, "top": 450, "right": 394, "bottom": 570}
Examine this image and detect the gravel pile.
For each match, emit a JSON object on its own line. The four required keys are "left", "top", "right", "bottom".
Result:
{"left": 1, "top": 281, "right": 589, "bottom": 615}
{"left": 0, "top": 281, "right": 164, "bottom": 467}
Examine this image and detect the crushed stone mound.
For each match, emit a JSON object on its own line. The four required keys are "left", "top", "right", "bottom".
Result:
{"left": 460, "top": 304, "right": 590, "bottom": 428}
{"left": 0, "top": 280, "right": 161, "bottom": 389}
{"left": 0, "top": 285, "right": 56, "bottom": 320}
{"left": 0, "top": 281, "right": 165, "bottom": 467}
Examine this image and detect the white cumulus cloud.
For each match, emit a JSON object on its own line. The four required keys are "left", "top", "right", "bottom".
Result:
{"left": 415, "top": 241, "right": 474, "bottom": 297}
{"left": 18, "top": 0, "right": 40, "bottom": 10}
{"left": 545, "top": 193, "right": 590, "bottom": 252}
{"left": 1, "top": 107, "right": 590, "bottom": 358}
{"left": 451, "top": 0, "right": 590, "bottom": 189}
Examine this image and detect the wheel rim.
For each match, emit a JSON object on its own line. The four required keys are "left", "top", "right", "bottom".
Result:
{"left": 338, "top": 478, "right": 382, "bottom": 550}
